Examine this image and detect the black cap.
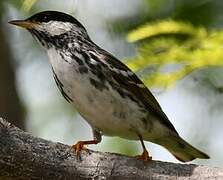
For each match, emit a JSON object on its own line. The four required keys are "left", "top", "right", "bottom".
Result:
{"left": 27, "top": 11, "right": 85, "bottom": 29}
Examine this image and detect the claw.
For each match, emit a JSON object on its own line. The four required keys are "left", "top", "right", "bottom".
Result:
{"left": 71, "top": 140, "right": 99, "bottom": 158}
{"left": 135, "top": 150, "right": 152, "bottom": 162}
{"left": 136, "top": 134, "right": 152, "bottom": 162}
{"left": 72, "top": 141, "right": 87, "bottom": 156}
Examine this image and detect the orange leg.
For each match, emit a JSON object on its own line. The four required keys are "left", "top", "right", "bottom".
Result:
{"left": 72, "top": 140, "right": 99, "bottom": 155}
{"left": 72, "top": 129, "right": 101, "bottom": 156}
{"left": 136, "top": 134, "right": 152, "bottom": 162}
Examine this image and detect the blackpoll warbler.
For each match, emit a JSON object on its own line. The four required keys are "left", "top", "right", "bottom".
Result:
{"left": 9, "top": 11, "right": 209, "bottom": 162}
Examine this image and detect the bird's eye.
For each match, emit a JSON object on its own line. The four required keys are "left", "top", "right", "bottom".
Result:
{"left": 43, "top": 16, "right": 48, "bottom": 21}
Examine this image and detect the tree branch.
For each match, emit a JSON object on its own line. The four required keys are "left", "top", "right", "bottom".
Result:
{"left": 0, "top": 118, "right": 222, "bottom": 180}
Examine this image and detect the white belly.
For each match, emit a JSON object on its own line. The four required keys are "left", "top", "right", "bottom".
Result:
{"left": 47, "top": 49, "right": 157, "bottom": 140}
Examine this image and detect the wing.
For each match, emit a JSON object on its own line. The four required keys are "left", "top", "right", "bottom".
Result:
{"left": 94, "top": 49, "right": 178, "bottom": 134}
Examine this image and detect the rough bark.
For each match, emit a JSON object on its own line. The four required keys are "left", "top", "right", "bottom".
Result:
{"left": 0, "top": 118, "right": 222, "bottom": 180}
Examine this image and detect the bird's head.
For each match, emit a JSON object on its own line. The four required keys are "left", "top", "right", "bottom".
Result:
{"left": 9, "top": 11, "right": 88, "bottom": 49}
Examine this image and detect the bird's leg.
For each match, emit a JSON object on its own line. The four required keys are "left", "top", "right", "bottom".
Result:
{"left": 72, "top": 129, "right": 101, "bottom": 156}
{"left": 136, "top": 134, "right": 152, "bottom": 162}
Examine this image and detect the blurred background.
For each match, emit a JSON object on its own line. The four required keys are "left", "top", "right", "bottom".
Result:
{"left": 1, "top": 0, "right": 223, "bottom": 166}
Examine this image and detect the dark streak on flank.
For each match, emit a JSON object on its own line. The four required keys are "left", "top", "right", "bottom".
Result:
{"left": 89, "top": 78, "right": 108, "bottom": 91}
{"left": 96, "top": 69, "right": 106, "bottom": 82}
{"left": 89, "top": 52, "right": 101, "bottom": 63}
{"left": 126, "top": 94, "right": 138, "bottom": 104}
{"left": 89, "top": 65, "right": 106, "bottom": 82}
{"left": 116, "top": 88, "right": 126, "bottom": 98}
{"left": 139, "top": 108, "right": 147, "bottom": 113}
{"left": 141, "top": 116, "right": 153, "bottom": 132}
{"left": 108, "top": 82, "right": 126, "bottom": 98}
{"left": 52, "top": 68, "right": 73, "bottom": 103}
{"left": 71, "top": 54, "right": 84, "bottom": 65}
{"left": 141, "top": 118, "right": 148, "bottom": 129}
{"left": 81, "top": 52, "right": 107, "bottom": 82}
{"left": 113, "top": 110, "right": 126, "bottom": 119}
{"left": 59, "top": 52, "right": 69, "bottom": 63}
{"left": 81, "top": 51, "right": 90, "bottom": 61}
{"left": 78, "top": 66, "right": 88, "bottom": 74}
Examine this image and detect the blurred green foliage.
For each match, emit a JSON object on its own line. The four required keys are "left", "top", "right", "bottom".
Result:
{"left": 21, "top": 0, "right": 38, "bottom": 12}
{"left": 104, "top": 137, "right": 138, "bottom": 156}
{"left": 7, "top": 0, "right": 38, "bottom": 11}
{"left": 126, "top": 20, "right": 223, "bottom": 87}
{"left": 110, "top": 0, "right": 223, "bottom": 88}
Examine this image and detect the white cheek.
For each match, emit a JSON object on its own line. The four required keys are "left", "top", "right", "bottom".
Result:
{"left": 36, "top": 21, "right": 73, "bottom": 36}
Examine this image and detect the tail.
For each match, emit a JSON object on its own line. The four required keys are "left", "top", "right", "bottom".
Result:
{"left": 158, "top": 135, "right": 210, "bottom": 162}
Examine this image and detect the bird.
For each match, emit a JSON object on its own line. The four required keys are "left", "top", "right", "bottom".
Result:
{"left": 9, "top": 11, "right": 209, "bottom": 162}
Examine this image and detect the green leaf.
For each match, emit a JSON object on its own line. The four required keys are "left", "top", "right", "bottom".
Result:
{"left": 127, "top": 19, "right": 206, "bottom": 42}
{"left": 125, "top": 19, "right": 223, "bottom": 88}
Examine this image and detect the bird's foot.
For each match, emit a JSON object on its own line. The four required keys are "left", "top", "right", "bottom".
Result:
{"left": 72, "top": 140, "right": 99, "bottom": 158}
{"left": 72, "top": 141, "right": 87, "bottom": 156}
{"left": 135, "top": 150, "right": 152, "bottom": 162}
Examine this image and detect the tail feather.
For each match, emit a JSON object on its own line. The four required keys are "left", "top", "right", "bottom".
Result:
{"left": 158, "top": 135, "right": 210, "bottom": 162}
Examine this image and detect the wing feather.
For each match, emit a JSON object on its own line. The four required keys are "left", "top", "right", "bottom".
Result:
{"left": 98, "top": 51, "right": 178, "bottom": 134}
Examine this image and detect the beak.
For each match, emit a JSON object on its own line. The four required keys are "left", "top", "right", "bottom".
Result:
{"left": 8, "top": 20, "right": 38, "bottom": 29}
